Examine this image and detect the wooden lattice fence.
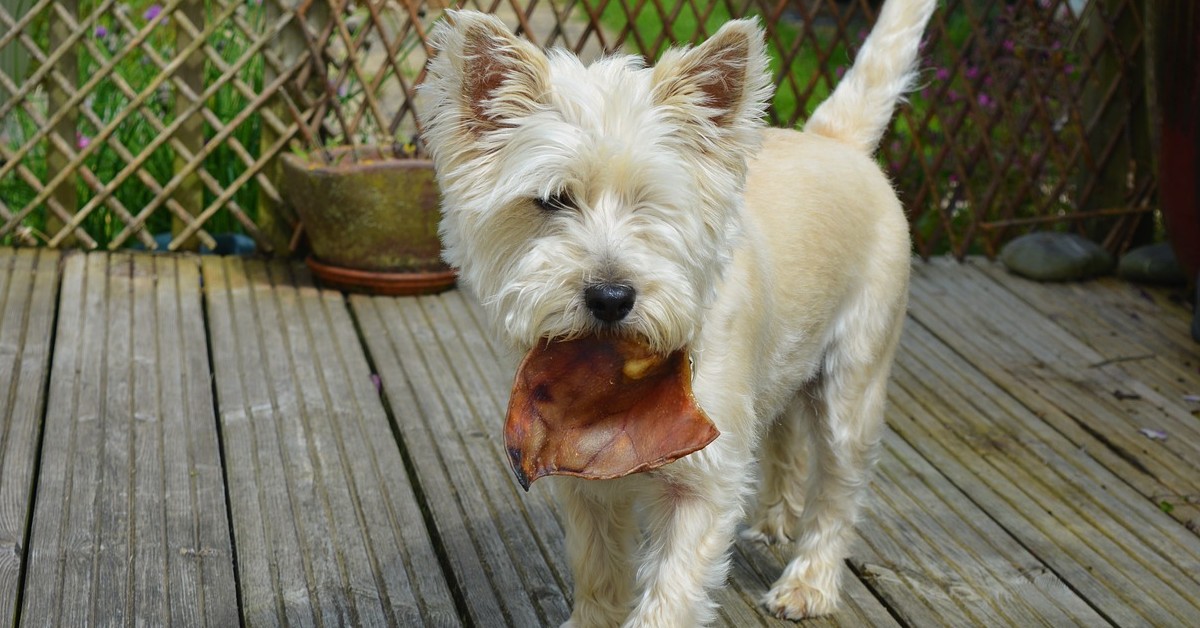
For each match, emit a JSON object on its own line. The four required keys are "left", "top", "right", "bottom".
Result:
{"left": 0, "top": 0, "right": 1157, "bottom": 257}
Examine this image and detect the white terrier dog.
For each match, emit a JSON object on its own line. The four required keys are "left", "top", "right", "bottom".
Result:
{"left": 420, "top": 1, "right": 937, "bottom": 624}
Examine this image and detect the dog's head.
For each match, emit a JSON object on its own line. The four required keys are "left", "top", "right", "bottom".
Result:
{"left": 420, "top": 11, "right": 772, "bottom": 352}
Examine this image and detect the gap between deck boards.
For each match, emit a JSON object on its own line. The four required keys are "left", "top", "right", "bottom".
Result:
{"left": 4, "top": 249, "right": 1200, "bottom": 628}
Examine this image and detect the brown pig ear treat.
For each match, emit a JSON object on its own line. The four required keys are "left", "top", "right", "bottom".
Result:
{"left": 504, "top": 336, "right": 719, "bottom": 489}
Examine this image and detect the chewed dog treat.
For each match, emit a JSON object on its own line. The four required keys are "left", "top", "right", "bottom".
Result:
{"left": 504, "top": 336, "right": 719, "bottom": 489}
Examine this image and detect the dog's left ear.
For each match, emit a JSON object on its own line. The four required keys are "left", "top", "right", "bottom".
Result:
{"left": 651, "top": 19, "right": 773, "bottom": 131}
{"left": 423, "top": 11, "right": 550, "bottom": 136}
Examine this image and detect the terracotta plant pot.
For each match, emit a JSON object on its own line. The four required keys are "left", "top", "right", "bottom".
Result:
{"left": 280, "top": 145, "right": 456, "bottom": 296}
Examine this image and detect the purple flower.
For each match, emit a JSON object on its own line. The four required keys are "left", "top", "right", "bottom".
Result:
{"left": 978, "top": 93, "right": 993, "bottom": 107}
{"left": 1064, "top": 64, "right": 1075, "bottom": 75}
{"left": 935, "top": 67, "right": 951, "bottom": 81}
{"left": 965, "top": 65, "right": 980, "bottom": 80}
{"left": 947, "top": 88, "right": 960, "bottom": 102}
{"left": 1003, "top": 39, "right": 1015, "bottom": 53}
{"left": 77, "top": 132, "right": 91, "bottom": 149}
{"left": 143, "top": 4, "right": 162, "bottom": 21}
{"left": 94, "top": 25, "right": 108, "bottom": 38}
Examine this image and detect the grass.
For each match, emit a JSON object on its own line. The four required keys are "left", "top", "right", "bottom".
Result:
{"left": 0, "top": 0, "right": 266, "bottom": 248}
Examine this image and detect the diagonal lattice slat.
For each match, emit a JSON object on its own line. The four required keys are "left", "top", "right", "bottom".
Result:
{"left": 1, "top": 0, "right": 1157, "bottom": 257}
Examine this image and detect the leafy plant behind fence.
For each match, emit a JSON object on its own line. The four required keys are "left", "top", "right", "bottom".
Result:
{"left": 0, "top": 0, "right": 1155, "bottom": 256}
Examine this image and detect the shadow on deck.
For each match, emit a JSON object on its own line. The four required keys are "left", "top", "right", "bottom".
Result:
{"left": 1, "top": 247, "right": 1198, "bottom": 626}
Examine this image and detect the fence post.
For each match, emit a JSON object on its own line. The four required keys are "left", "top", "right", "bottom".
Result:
{"left": 0, "top": 0, "right": 36, "bottom": 103}
{"left": 172, "top": 0, "right": 206, "bottom": 251}
{"left": 1079, "top": 0, "right": 1153, "bottom": 248}
{"left": 259, "top": 0, "right": 328, "bottom": 256}
{"left": 45, "top": 0, "right": 78, "bottom": 246}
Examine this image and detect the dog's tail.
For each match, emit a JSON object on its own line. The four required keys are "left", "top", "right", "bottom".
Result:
{"left": 804, "top": 0, "right": 938, "bottom": 154}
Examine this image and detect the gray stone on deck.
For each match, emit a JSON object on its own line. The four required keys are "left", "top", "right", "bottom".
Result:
{"left": 1000, "top": 231, "right": 1114, "bottom": 281}
{"left": 1117, "top": 242, "right": 1188, "bottom": 285}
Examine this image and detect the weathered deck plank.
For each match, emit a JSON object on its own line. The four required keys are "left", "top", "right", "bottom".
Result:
{"left": 202, "top": 257, "right": 457, "bottom": 627}
{"left": 8, "top": 250, "right": 1200, "bottom": 626}
{"left": 351, "top": 293, "right": 566, "bottom": 627}
{"left": 910, "top": 259, "right": 1200, "bottom": 530}
{"left": 0, "top": 249, "right": 59, "bottom": 628}
{"left": 20, "top": 252, "right": 237, "bottom": 627}
{"left": 353, "top": 285, "right": 1112, "bottom": 626}
{"left": 978, "top": 262, "right": 1200, "bottom": 414}
{"left": 853, "top": 429, "right": 1105, "bottom": 626}
{"left": 890, "top": 309, "right": 1200, "bottom": 624}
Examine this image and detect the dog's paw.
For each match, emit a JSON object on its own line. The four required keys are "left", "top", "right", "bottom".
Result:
{"left": 740, "top": 504, "right": 798, "bottom": 545}
{"left": 761, "top": 579, "right": 838, "bottom": 621}
{"left": 739, "top": 523, "right": 789, "bottom": 545}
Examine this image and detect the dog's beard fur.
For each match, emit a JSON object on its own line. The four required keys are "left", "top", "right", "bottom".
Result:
{"left": 421, "top": 16, "right": 772, "bottom": 352}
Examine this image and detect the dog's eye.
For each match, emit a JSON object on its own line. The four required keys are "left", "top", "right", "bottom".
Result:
{"left": 535, "top": 192, "right": 574, "bottom": 212}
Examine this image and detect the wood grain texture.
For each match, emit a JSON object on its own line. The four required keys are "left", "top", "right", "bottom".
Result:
{"left": 0, "top": 249, "right": 59, "bottom": 628}
{"left": 352, "top": 290, "right": 902, "bottom": 627}
{"left": 9, "top": 252, "right": 1200, "bottom": 626}
{"left": 979, "top": 261, "right": 1200, "bottom": 417}
{"left": 910, "top": 258, "right": 1200, "bottom": 530}
{"left": 855, "top": 430, "right": 1103, "bottom": 626}
{"left": 895, "top": 278, "right": 1200, "bottom": 624}
{"left": 19, "top": 252, "right": 237, "bottom": 628}
{"left": 202, "top": 257, "right": 458, "bottom": 627}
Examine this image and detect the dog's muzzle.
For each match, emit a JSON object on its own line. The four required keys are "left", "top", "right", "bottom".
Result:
{"left": 584, "top": 283, "right": 636, "bottom": 323}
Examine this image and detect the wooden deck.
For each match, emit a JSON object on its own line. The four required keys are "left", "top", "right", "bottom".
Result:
{"left": 2, "top": 247, "right": 1199, "bottom": 627}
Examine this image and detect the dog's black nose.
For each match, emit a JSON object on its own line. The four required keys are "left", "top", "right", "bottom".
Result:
{"left": 584, "top": 284, "right": 636, "bottom": 323}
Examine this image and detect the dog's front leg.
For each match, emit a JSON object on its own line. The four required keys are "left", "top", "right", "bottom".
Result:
{"left": 558, "top": 478, "right": 638, "bottom": 628}
{"left": 624, "top": 448, "right": 751, "bottom": 628}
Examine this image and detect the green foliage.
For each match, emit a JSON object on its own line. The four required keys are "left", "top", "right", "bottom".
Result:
{"left": 589, "top": 2, "right": 1086, "bottom": 256}
{"left": 0, "top": 0, "right": 266, "bottom": 248}
{"left": 588, "top": 1, "right": 844, "bottom": 124}
{"left": 887, "top": 4, "right": 1083, "bottom": 255}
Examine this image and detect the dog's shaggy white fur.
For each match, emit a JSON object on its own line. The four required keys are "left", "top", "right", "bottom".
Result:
{"left": 420, "top": 1, "right": 937, "bottom": 624}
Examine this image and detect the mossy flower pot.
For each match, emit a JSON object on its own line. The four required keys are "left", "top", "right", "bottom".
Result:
{"left": 281, "top": 146, "right": 456, "bottom": 296}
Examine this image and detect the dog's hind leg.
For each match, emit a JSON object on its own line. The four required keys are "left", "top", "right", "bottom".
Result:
{"left": 558, "top": 478, "right": 638, "bottom": 627}
{"left": 742, "top": 394, "right": 814, "bottom": 545}
{"left": 762, "top": 316, "right": 903, "bottom": 619}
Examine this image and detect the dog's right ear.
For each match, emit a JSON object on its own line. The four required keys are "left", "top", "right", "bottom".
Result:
{"left": 423, "top": 11, "right": 550, "bottom": 136}
{"left": 650, "top": 18, "right": 772, "bottom": 137}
